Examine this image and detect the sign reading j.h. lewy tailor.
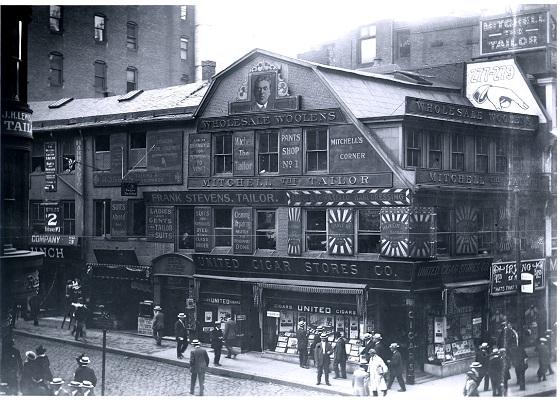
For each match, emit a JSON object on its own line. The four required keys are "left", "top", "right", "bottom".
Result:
{"left": 1, "top": 108, "right": 32, "bottom": 139}
{"left": 490, "top": 259, "right": 545, "bottom": 296}
{"left": 405, "top": 97, "right": 539, "bottom": 131}
{"left": 288, "top": 189, "right": 410, "bottom": 207}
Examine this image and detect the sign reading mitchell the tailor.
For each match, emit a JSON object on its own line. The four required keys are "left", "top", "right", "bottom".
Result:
{"left": 416, "top": 170, "right": 550, "bottom": 190}
{"left": 288, "top": 188, "right": 410, "bottom": 207}
{"left": 233, "top": 131, "right": 255, "bottom": 176}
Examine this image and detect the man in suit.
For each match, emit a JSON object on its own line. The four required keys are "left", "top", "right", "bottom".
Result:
{"left": 73, "top": 355, "right": 97, "bottom": 388}
{"left": 314, "top": 332, "right": 333, "bottom": 386}
{"left": 223, "top": 314, "right": 238, "bottom": 359}
{"left": 251, "top": 75, "right": 272, "bottom": 111}
{"left": 296, "top": 320, "right": 309, "bottom": 368}
{"left": 387, "top": 343, "right": 406, "bottom": 392}
{"left": 189, "top": 339, "right": 209, "bottom": 396}
{"left": 211, "top": 320, "right": 224, "bottom": 366}
{"left": 152, "top": 306, "right": 165, "bottom": 346}
{"left": 360, "top": 333, "right": 374, "bottom": 362}
{"left": 175, "top": 313, "right": 189, "bottom": 359}
{"left": 333, "top": 331, "right": 347, "bottom": 379}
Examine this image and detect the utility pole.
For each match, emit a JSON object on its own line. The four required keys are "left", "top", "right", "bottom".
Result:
{"left": 513, "top": 186, "right": 524, "bottom": 345}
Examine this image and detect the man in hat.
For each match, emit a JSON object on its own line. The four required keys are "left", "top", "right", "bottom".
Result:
{"left": 361, "top": 333, "right": 374, "bottom": 362}
{"left": 211, "top": 320, "right": 224, "bottom": 366}
{"left": 20, "top": 350, "right": 39, "bottom": 395}
{"left": 352, "top": 360, "right": 369, "bottom": 396}
{"left": 81, "top": 380, "right": 95, "bottom": 396}
{"left": 67, "top": 381, "right": 83, "bottom": 396}
{"left": 49, "top": 378, "right": 69, "bottom": 396}
{"left": 310, "top": 326, "right": 324, "bottom": 367}
{"left": 387, "top": 343, "right": 406, "bottom": 392}
{"left": 475, "top": 342, "right": 490, "bottom": 391}
{"left": 510, "top": 344, "right": 528, "bottom": 390}
{"left": 73, "top": 302, "right": 88, "bottom": 341}
{"left": 74, "top": 354, "right": 97, "bottom": 387}
{"left": 487, "top": 348, "right": 503, "bottom": 396}
{"left": 223, "top": 314, "right": 238, "bottom": 359}
{"left": 175, "top": 313, "right": 189, "bottom": 359}
{"left": 1, "top": 337, "right": 23, "bottom": 395}
{"left": 314, "top": 332, "right": 333, "bottom": 385}
{"left": 497, "top": 321, "right": 518, "bottom": 358}
{"left": 373, "top": 333, "right": 389, "bottom": 364}
{"left": 463, "top": 369, "right": 480, "bottom": 397}
{"left": 536, "top": 337, "right": 550, "bottom": 381}
{"left": 333, "top": 331, "right": 347, "bottom": 379}
{"left": 296, "top": 320, "right": 309, "bottom": 368}
{"left": 545, "top": 329, "right": 554, "bottom": 374}
{"left": 189, "top": 339, "right": 209, "bottom": 396}
{"left": 35, "top": 345, "right": 53, "bottom": 383}
{"left": 152, "top": 306, "right": 165, "bottom": 346}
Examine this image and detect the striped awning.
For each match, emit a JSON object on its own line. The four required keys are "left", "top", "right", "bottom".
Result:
{"left": 87, "top": 263, "right": 151, "bottom": 281}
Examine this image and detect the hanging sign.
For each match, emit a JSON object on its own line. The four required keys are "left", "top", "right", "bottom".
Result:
{"left": 121, "top": 181, "right": 138, "bottom": 196}
{"left": 44, "top": 142, "right": 57, "bottom": 192}
{"left": 327, "top": 208, "right": 354, "bottom": 255}
{"left": 44, "top": 204, "right": 61, "bottom": 233}
{"left": 287, "top": 207, "right": 302, "bottom": 256}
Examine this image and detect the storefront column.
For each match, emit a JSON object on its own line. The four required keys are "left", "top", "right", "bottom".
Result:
{"left": 406, "top": 292, "right": 415, "bottom": 385}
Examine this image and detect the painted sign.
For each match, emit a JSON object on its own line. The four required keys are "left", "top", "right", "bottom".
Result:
{"left": 145, "top": 190, "right": 287, "bottom": 206}
{"left": 188, "top": 133, "right": 211, "bottom": 177}
{"left": 269, "top": 302, "right": 357, "bottom": 316}
{"left": 466, "top": 59, "right": 546, "bottom": 123}
{"left": 232, "top": 207, "right": 253, "bottom": 254}
{"left": 152, "top": 254, "right": 195, "bottom": 277}
{"left": 31, "top": 234, "right": 78, "bottom": 246}
{"left": 455, "top": 206, "right": 478, "bottom": 255}
{"left": 408, "top": 210, "right": 436, "bottom": 258}
{"left": 405, "top": 97, "right": 538, "bottom": 131}
{"left": 267, "top": 310, "right": 281, "bottom": 318}
{"left": 480, "top": 11, "right": 550, "bottom": 55}
{"left": 44, "top": 204, "right": 61, "bottom": 233}
{"left": 110, "top": 133, "right": 126, "bottom": 173}
{"left": 288, "top": 188, "right": 410, "bottom": 207}
{"left": 380, "top": 209, "right": 409, "bottom": 258}
{"left": 279, "top": 128, "right": 303, "bottom": 175}
{"left": 287, "top": 207, "right": 302, "bottom": 256}
{"left": 94, "top": 170, "right": 183, "bottom": 187}
{"left": 416, "top": 170, "right": 550, "bottom": 190}
{"left": 198, "top": 108, "right": 346, "bottom": 132}
{"left": 233, "top": 131, "right": 255, "bottom": 176}
{"left": 194, "top": 206, "right": 212, "bottom": 252}
{"left": 44, "top": 142, "right": 57, "bottom": 192}
{"left": 327, "top": 208, "right": 354, "bottom": 255}
{"left": 121, "top": 181, "right": 138, "bottom": 196}
{"left": 200, "top": 296, "right": 241, "bottom": 305}
{"left": 1, "top": 109, "right": 32, "bottom": 139}
{"left": 147, "top": 130, "right": 183, "bottom": 171}
{"left": 415, "top": 257, "right": 492, "bottom": 284}
{"left": 491, "top": 258, "right": 545, "bottom": 295}
{"left": 146, "top": 206, "right": 175, "bottom": 243}
{"left": 189, "top": 173, "right": 392, "bottom": 189}
{"left": 110, "top": 201, "right": 127, "bottom": 237}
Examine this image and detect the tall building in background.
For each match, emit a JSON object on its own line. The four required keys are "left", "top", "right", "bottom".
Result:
{"left": 27, "top": 5, "right": 196, "bottom": 101}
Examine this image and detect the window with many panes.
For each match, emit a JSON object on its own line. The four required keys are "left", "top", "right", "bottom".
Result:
{"left": 49, "top": 6, "right": 63, "bottom": 33}
{"left": 256, "top": 210, "right": 276, "bottom": 250}
{"left": 129, "top": 131, "right": 146, "bottom": 169}
{"left": 406, "top": 130, "right": 422, "bottom": 168}
{"left": 358, "top": 208, "right": 381, "bottom": 253}
{"left": 30, "top": 201, "right": 46, "bottom": 234}
{"left": 305, "top": 209, "right": 326, "bottom": 251}
{"left": 214, "top": 208, "right": 232, "bottom": 247}
{"left": 126, "top": 67, "right": 138, "bottom": 92}
{"left": 359, "top": 24, "right": 377, "bottom": 64}
{"left": 178, "top": 206, "right": 195, "bottom": 249}
{"left": 49, "top": 52, "right": 63, "bottom": 86}
{"left": 214, "top": 134, "right": 232, "bottom": 174}
{"left": 128, "top": 199, "right": 146, "bottom": 236}
{"left": 478, "top": 208, "right": 493, "bottom": 253}
{"left": 451, "top": 134, "right": 465, "bottom": 171}
{"left": 94, "top": 15, "right": 106, "bottom": 42}
{"left": 258, "top": 131, "right": 278, "bottom": 174}
{"left": 428, "top": 133, "right": 442, "bottom": 169}
{"left": 306, "top": 128, "right": 327, "bottom": 172}
{"left": 126, "top": 22, "right": 137, "bottom": 50}
{"left": 94, "top": 60, "right": 107, "bottom": 92}
{"left": 475, "top": 136, "right": 489, "bottom": 173}
{"left": 32, "top": 139, "right": 45, "bottom": 173}
{"left": 59, "top": 137, "right": 75, "bottom": 172}
{"left": 180, "top": 37, "right": 188, "bottom": 61}
{"left": 512, "top": 141, "right": 523, "bottom": 171}
{"left": 61, "top": 200, "right": 75, "bottom": 235}
{"left": 396, "top": 30, "right": 410, "bottom": 58}
{"left": 95, "top": 134, "right": 111, "bottom": 170}
{"left": 94, "top": 199, "right": 111, "bottom": 236}
{"left": 495, "top": 137, "right": 508, "bottom": 173}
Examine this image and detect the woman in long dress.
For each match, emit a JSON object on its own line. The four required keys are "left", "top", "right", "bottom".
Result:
{"left": 368, "top": 349, "right": 388, "bottom": 396}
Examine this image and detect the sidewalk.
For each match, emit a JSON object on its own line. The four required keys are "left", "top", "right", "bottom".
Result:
{"left": 12, "top": 316, "right": 557, "bottom": 397}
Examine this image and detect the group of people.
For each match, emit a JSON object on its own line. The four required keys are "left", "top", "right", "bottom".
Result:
{"left": 1, "top": 337, "right": 97, "bottom": 396}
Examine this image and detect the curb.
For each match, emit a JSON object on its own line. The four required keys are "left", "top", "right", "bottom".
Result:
{"left": 13, "top": 330, "right": 350, "bottom": 396}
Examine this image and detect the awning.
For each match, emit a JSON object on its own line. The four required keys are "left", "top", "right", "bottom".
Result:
{"left": 193, "top": 274, "right": 366, "bottom": 295}
{"left": 444, "top": 279, "right": 489, "bottom": 294}
{"left": 87, "top": 263, "right": 151, "bottom": 281}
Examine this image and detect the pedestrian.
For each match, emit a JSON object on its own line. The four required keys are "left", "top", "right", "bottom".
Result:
{"left": 296, "top": 320, "right": 309, "bottom": 368}
{"left": 1, "top": 337, "right": 23, "bottom": 395}
{"left": 373, "top": 333, "right": 389, "bottom": 363}
{"left": 475, "top": 342, "right": 490, "bottom": 391}
{"left": 211, "top": 320, "right": 224, "bottom": 366}
{"left": 67, "top": 380, "right": 83, "bottom": 396}
{"left": 352, "top": 360, "right": 370, "bottom": 396}
{"left": 310, "top": 326, "right": 323, "bottom": 367}
{"left": 497, "top": 321, "right": 518, "bottom": 359}
{"left": 174, "top": 312, "right": 189, "bottom": 359}
{"left": 360, "top": 333, "right": 374, "bottom": 362}
{"left": 333, "top": 331, "right": 348, "bottom": 379}
{"left": 499, "top": 348, "right": 510, "bottom": 396}
{"left": 81, "top": 380, "right": 95, "bottom": 396}
{"left": 189, "top": 339, "right": 209, "bottom": 396}
{"left": 35, "top": 345, "right": 53, "bottom": 383}
{"left": 314, "top": 332, "right": 333, "bottom": 386}
{"left": 536, "top": 337, "right": 550, "bottom": 382}
{"left": 387, "top": 343, "right": 406, "bottom": 392}
{"left": 223, "top": 314, "right": 238, "bottom": 359}
{"left": 545, "top": 329, "right": 554, "bottom": 374}
{"left": 73, "top": 303, "right": 88, "bottom": 341}
{"left": 152, "top": 305, "right": 165, "bottom": 346}
{"left": 368, "top": 349, "right": 388, "bottom": 396}
{"left": 20, "top": 350, "right": 39, "bottom": 395}
{"left": 73, "top": 355, "right": 97, "bottom": 387}
{"left": 29, "top": 292, "right": 41, "bottom": 326}
{"left": 488, "top": 348, "right": 503, "bottom": 396}
{"left": 49, "top": 378, "right": 70, "bottom": 396}
{"left": 510, "top": 345, "right": 528, "bottom": 391}
{"left": 463, "top": 369, "right": 480, "bottom": 397}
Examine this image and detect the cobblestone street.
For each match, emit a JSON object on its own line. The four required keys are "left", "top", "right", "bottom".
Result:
{"left": 14, "top": 336, "right": 331, "bottom": 396}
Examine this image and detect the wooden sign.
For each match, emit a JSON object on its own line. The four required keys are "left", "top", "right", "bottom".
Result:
{"left": 491, "top": 258, "right": 545, "bottom": 295}
{"left": 327, "top": 208, "right": 354, "bottom": 255}
{"left": 278, "top": 128, "right": 302, "bottom": 175}
{"left": 455, "top": 206, "right": 478, "bottom": 255}
{"left": 110, "top": 201, "right": 127, "bottom": 237}
{"left": 44, "top": 142, "right": 57, "bottom": 192}
{"left": 380, "top": 207, "right": 435, "bottom": 259}
{"left": 194, "top": 206, "right": 212, "bottom": 252}
{"left": 188, "top": 133, "right": 211, "bottom": 177}
{"left": 288, "top": 188, "right": 410, "bottom": 207}
{"left": 146, "top": 206, "right": 175, "bottom": 243}
{"left": 233, "top": 131, "right": 254, "bottom": 176}
{"left": 147, "top": 131, "right": 183, "bottom": 172}
{"left": 121, "top": 181, "right": 137, "bottom": 196}
{"left": 232, "top": 207, "right": 253, "bottom": 254}
{"left": 287, "top": 207, "right": 302, "bottom": 256}
{"left": 44, "top": 203, "right": 61, "bottom": 234}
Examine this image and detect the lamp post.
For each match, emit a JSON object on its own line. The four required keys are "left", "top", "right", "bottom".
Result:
{"left": 513, "top": 186, "right": 524, "bottom": 346}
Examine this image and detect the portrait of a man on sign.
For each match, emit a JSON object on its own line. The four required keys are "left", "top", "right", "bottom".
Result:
{"left": 250, "top": 72, "right": 276, "bottom": 111}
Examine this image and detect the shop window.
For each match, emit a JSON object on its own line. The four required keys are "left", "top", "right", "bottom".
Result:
{"left": 395, "top": 29, "right": 410, "bottom": 59}
{"left": 258, "top": 131, "right": 278, "bottom": 174}
{"left": 95, "top": 134, "right": 111, "bottom": 171}
{"left": 180, "top": 5, "right": 188, "bottom": 20}
{"left": 359, "top": 24, "right": 377, "bottom": 64}
{"left": 451, "top": 134, "right": 465, "bottom": 171}
{"left": 256, "top": 210, "right": 276, "bottom": 250}
{"left": 495, "top": 137, "right": 508, "bottom": 173}
{"left": 436, "top": 207, "right": 451, "bottom": 255}
{"left": 180, "top": 37, "right": 188, "bottom": 61}
{"left": 94, "top": 60, "right": 107, "bottom": 92}
{"left": 178, "top": 206, "right": 194, "bottom": 250}
{"left": 358, "top": 208, "right": 380, "bottom": 253}
{"left": 32, "top": 139, "right": 45, "bottom": 173}
{"left": 94, "top": 199, "right": 111, "bottom": 236}
{"left": 59, "top": 136, "right": 75, "bottom": 172}
{"left": 129, "top": 131, "right": 146, "bottom": 169}
{"left": 406, "top": 130, "right": 422, "bottom": 168}
{"left": 126, "top": 21, "right": 138, "bottom": 50}
{"left": 305, "top": 128, "right": 327, "bottom": 172}
{"left": 126, "top": 67, "right": 138, "bottom": 92}
{"left": 94, "top": 14, "right": 106, "bottom": 42}
{"left": 214, "top": 208, "right": 232, "bottom": 247}
{"left": 428, "top": 133, "right": 442, "bottom": 169}
{"left": 61, "top": 200, "right": 75, "bottom": 235}
{"left": 305, "top": 209, "right": 326, "bottom": 251}
{"left": 128, "top": 199, "right": 145, "bottom": 237}
{"left": 49, "top": 52, "right": 63, "bottom": 87}
{"left": 30, "top": 201, "right": 46, "bottom": 234}
{"left": 214, "top": 133, "right": 232, "bottom": 174}
{"left": 49, "top": 6, "right": 63, "bottom": 33}
{"left": 475, "top": 136, "right": 489, "bottom": 173}
{"left": 478, "top": 208, "right": 493, "bottom": 253}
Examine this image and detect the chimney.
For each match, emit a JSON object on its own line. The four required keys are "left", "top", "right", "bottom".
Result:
{"left": 201, "top": 60, "right": 216, "bottom": 81}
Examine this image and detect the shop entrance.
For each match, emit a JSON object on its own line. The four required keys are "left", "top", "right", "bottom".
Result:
{"left": 161, "top": 277, "right": 188, "bottom": 336}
